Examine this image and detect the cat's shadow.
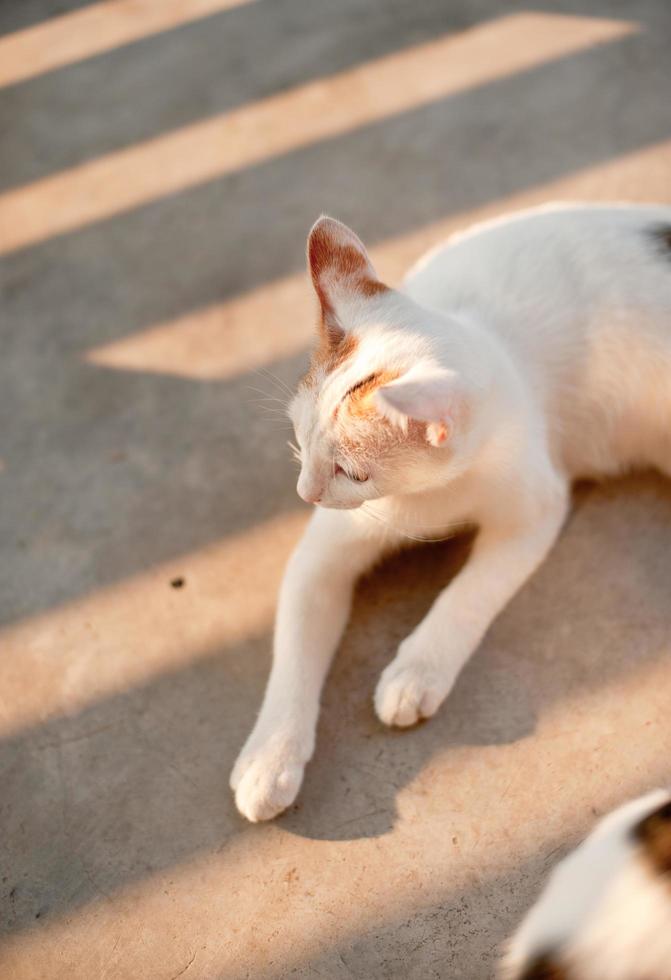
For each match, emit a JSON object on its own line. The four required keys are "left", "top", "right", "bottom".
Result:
{"left": 278, "top": 474, "right": 671, "bottom": 842}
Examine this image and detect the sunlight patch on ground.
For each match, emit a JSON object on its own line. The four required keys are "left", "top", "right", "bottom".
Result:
{"left": 86, "top": 275, "right": 312, "bottom": 380}
{"left": 0, "top": 0, "right": 256, "bottom": 88}
{"left": 84, "top": 139, "right": 671, "bottom": 382}
{"left": 0, "top": 653, "right": 669, "bottom": 977}
{"left": 0, "top": 12, "right": 638, "bottom": 254}
{"left": 0, "top": 511, "right": 307, "bottom": 738}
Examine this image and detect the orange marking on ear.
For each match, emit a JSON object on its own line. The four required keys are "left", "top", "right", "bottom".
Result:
{"left": 308, "top": 221, "right": 388, "bottom": 318}
{"left": 359, "top": 276, "right": 389, "bottom": 298}
{"left": 302, "top": 220, "right": 388, "bottom": 389}
{"left": 308, "top": 227, "right": 368, "bottom": 282}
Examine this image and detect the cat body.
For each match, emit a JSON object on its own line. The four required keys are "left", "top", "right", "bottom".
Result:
{"left": 502, "top": 790, "right": 671, "bottom": 980}
{"left": 231, "top": 204, "right": 671, "bottom": 823}
{"left": 405, "top": 204, "right": 671, "bottom": 483}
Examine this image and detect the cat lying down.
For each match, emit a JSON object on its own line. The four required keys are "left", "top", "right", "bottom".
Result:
{"left": 231, "top": 203, "right": 671, "bottom": 823}
{"left": 502, "top": 790, "right": 671, "bottom": 980}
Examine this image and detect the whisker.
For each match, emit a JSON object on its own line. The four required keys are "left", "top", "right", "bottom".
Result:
{"left": 255, "top": 367, "right": 295, "bottom": 400}
{"left": 287, "top": 440, "right": 302, "bottom": 464}
{"left": 255, "top": 418, "right": 295, "bottom": 430}
{"left": 247, "top": 405, "right": 291, "bottom": 415}
{"left": 255, "top": 412, "right": 293, "bottom": 424}
{"left": 244, "top": 386, "right": 290, "bottom": 407}
{"left": 251, "top": 406, "right": 292, "bottom": 416}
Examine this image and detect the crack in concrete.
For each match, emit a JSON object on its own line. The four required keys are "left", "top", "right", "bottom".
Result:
{"left": 169, "top": 950, "right": 197, "bottom": 980}
{"left": 35, "top": 723, "right": 119, "bottom": 751}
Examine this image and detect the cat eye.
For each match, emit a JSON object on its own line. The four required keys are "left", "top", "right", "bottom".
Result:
{"left": 334, "top": 463, "right": 368, "bottom": 483}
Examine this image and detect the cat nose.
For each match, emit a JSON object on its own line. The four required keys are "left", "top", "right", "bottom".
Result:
{"left": 297, "top": 472, "right": 323, "bottom": 504}
{"left": 297, "top": 483, "right": 322, "bottom": 504}
{"left": 299, "top": 489, "right": 321, "bottom": 504}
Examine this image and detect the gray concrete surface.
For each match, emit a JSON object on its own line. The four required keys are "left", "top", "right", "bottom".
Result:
{"left": 1, "top": 1, "right": 671, "bottom": 977}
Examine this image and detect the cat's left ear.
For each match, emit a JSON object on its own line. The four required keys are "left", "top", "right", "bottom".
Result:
{"left": 374, "top": 366, "right": 466, "bottom": 447}
{"left": 307, "top": 216, "right": 387, "bottom": 341}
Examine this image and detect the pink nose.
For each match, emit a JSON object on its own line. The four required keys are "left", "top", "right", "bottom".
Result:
{"left": 297, "top": 485, "right": 321, "bottom": 504}
{"left": 297, "top": 474, "right": 323, "bottom": 504}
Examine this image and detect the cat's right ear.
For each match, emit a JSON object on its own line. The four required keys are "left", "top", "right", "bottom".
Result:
{"left": 307, "top": 216, "right": 386, "bottom": 343}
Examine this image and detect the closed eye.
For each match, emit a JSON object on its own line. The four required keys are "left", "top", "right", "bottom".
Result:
{"left": 334, "top": 463, "right": 368, "bottom": 483}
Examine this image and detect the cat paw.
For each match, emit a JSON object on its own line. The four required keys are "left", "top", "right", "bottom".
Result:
{"left": 230, "top": 742, "right": 305, "bottom": 823}
{"left": 374, "top": 660, "right": 446, "bottom": 728}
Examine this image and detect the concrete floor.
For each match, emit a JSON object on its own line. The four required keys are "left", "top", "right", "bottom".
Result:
{"left": 1, "top": 1, "right": 671, "bottom": 977}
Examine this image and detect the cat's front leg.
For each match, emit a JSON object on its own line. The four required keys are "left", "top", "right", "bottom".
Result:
{"left": 231, "top": 507, "right": 389, "bottom": 822}
{"left": 375, "top": 488, "right": 568, "bottom": 727}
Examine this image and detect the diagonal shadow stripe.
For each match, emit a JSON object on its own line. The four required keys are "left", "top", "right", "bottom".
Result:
{"left": 0, "top": 0, "right": 256, "bottom": 89}
{"left": 0, "top": 12, "right": 637, "bottom": 254}
{"left": 80, "top": 138, "right": 671, "bottom": 387}
{"left": 0, "top": 0, "right": 97, "bottom": 36}
{"left": 0, "top": 0, "right": 485, "bottom": 192}
{"left": 2, "top": 28, "right": 670, "bottom": 344}
{"left": 2, "top": 2, "right": 671, "bottom": 974}
{"left": 0, "top": 349, "right": 310, "bottom": 626}
{"left": 2, "top": 38, "right": 671, "bottom": 625}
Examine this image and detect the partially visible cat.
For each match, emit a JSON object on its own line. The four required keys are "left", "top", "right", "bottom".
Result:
{"left": 231, "top": 203, "right": 671, "bottom": 823}
{"left": 502, "top": 790, "right": 671, "bottom": 980}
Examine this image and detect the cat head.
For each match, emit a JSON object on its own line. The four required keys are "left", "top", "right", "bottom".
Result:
{"left": 289, "top": 216, "right": 483, "bottom": 510}
{"left": 501, "top": 789, "right": 671, "bottom": 980}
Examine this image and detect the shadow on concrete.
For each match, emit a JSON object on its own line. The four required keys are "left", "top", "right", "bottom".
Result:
{"left": 2, "top": 23, "right": 671, "bottom": 626}
{"left": 5, "top": 27, "right": 671, "bottom": 311}
{"left": 2, "top": 473, "right": 671, "bottom": 940}
{"left": 1, "top": 0, "right": 667, "bottom": 191}
{"left": 0, "top": 0, "right": 98, "bottom": 36}
{"left": 2, "top": 1, "right": 671, "bottom": 970}
{"left": 252, "top": 847, "right": 563, "bottom": 980}
{"left": 0, "top": 0, "right": 484, "bottom": 190}
{"left": 0, "top": 348, "right": 309, "bottom": 623}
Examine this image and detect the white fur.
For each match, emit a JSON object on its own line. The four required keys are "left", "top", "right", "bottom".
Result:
{"left": 231, "top": 203, "right": 671, "bottom": 822}
{"left": 501, "top": 790, "right": 671, "bottom": 979}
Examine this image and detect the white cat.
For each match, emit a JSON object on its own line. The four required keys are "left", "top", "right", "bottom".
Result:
{"left": 501, "top": 789, "right": 671, "bottom": 980}
{"left": 231, "top": 203, "right": 671, "bottom": 823}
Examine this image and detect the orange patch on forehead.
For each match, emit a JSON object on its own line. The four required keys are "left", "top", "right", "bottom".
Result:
{"left": 299, "top": 331, "right": 358, "bottom": 389}
{"left": 345, "top": 369, "right": 400, "bottom": 418}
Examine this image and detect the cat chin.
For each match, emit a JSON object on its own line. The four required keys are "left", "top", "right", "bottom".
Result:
{"left": 313, "top": 498, "right": 364, "bottom": 511}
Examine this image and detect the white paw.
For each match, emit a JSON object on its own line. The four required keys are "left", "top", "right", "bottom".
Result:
{"left": 374, "top": 659, "right": 447, "bottom": 728}
{"left": 230, "top": 740, "right": 305, "bottom": 823}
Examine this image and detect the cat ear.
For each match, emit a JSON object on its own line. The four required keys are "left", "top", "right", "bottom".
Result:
{"left": 307, "top": 216, "right": 387, "bottom": 341}
{"left": 374, "top": 367, "right": 464, "bottom": 447}
{"left": 635, "top": 798, "right": 671, "bottom": 873}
